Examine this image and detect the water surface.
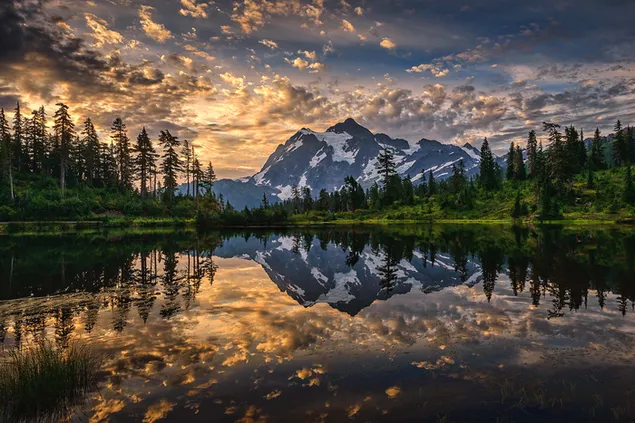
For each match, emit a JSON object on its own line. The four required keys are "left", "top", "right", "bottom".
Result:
{"left": 1, "top": 225, "right": 635, "bottom": 422}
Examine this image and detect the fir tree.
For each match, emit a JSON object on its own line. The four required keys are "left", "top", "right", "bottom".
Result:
{"left": 506, "top": 142, "right": 516, "bottom": 180}
{"left": 53, "top": 103, "right": 75, "bottom": 197}
{"left": 590, "top": 127, "right": 606, "bottom": 170}
{"left": 12, "top": 102, "right": 25, "bottom": 173}
{"left": 625, "top": 165, "right": 635, "bottom": 204}
{"left": 428, "top": 170, "right": 436, "bottom": 196}
{"left": 81, "top": 118, "right": 100, "bottom": 185}
{"left": 261, "top": 192, "right": 269, "bottom": 209}
{"left": 479, "top": 138, "right": 498, "bottom": 190}
{"left": 613, "top": 119, "right": 628, "bottom": 166}
{"left": 158, "top": 130, "right": 182, "bottom": 202}
{"left": 514, "top": 145, "right": 526, "bottom": 180}
{"left": 318, "top": 188, "right": 330, "bottom": 211}
{"left": 0, "top": 108, "right": 13, "bottom": 200}
{"left": 182, "top": 139, "right": 192, "bottom": 197}
{"left": 111, "top": 118, "right": 132, "bottom": 189}
{"left": 200, "top": 161, "right": 216, "bottom": 196}
{"left": 133, "top": 127, "right": 157, "bottom": 199}
{"left": 527, "top": 130, "right": 538, "bottom": 178}
{"left": 376, "top": 146, "right": 397, "bottom": 187}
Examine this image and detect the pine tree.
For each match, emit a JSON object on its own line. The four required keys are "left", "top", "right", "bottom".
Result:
{"left": 590, "top": 127, "right": 606, "bottom": 170}
{"left": 543, "top": 122, "right": 568, "bottom": 193}
{"left": 428, "top": 170, "right": 436, "bottom": 196}
{"left": 192, "top": 155, "right": 202, "bottom": 210}
{"left": 12, "top": 102, "right": 25, "bottom": 173}
{"left": 479, "top": 137, "right": 498, "bottom": 190}
{"left": 31, "top": 107, "right": 48, "bottom": 173}
{"left": 376, "top": 146, "right": 397, "bottom": 187}
{"left": 81, "top": 118, "right": 100, "bottom": 185}
{"left": 613, "top": 119, "right": 628, "bottom": 166}
{"left": 182, "top": 139, "right": 192, "bottom": 197}
{"left": 506, "top": 142, "right": 516, "bottom": 180}
{"left": 111, "top": 118, "right": 132, "bottom": 189}
{"left": 53, "top": 103, "right": 75, "bottom": 197}
{"left": 158, "top": 130, "right": 182, "bottom": 202}
{"left": 133, "top": 127, "right": 157, "bottom": 199}
{"left": 261, "top": 192, "right": 269, "bottom": 209}
{"left": 527, "top": 130, "right": 538, "bottom": 178}
{"left": 0, "top": 108, "right": 14, "bottom": 200}
{"left": 514, "top": 145, "right": 526, "bottom": 180}
{"left": 200, "top": 161, "right": 216, "bottom": 196}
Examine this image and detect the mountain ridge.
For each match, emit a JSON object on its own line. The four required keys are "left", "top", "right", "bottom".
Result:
{"left": 191, "top": 118, "right": 502, "bottom": 208}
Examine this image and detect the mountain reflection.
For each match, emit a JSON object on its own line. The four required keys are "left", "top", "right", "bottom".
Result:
{"left": 2, "top": 226, "right": 635, "bottom": 422}
{"left": 1, "top": 226, "right": 634, "bottom": 343}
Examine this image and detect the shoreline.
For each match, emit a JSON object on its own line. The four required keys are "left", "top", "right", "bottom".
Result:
{"left": 0, "top": 216, "right": 630, "bottom": 234}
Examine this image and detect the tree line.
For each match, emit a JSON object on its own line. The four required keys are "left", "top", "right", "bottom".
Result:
{"left": 269, "top": 118, "right": 635, "bottom": 220}
{"left": 0, "top": 103, "right": 219, "bottom": 217}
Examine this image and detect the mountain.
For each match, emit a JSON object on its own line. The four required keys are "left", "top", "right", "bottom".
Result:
{"left": 183, "top": 118, "right": 500, "bottom": 207}
{"left": 213, "top": 234, "right": 483, "bottom": 315}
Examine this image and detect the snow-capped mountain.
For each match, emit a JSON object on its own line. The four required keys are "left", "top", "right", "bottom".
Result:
{"left": 189, "top": 118, "right": 497, "bottom": 208}
{"left": 213, "top": 234, "right": 482, "bottom": 315}
{"left": 248, "top": 118, "right": 485, "bottom": 201}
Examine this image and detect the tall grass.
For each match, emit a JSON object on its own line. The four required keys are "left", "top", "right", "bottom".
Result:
{"left": 0, "top": 342, "right": 100, "bottom": 422}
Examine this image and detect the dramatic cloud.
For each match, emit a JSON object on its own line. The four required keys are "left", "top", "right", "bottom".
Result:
{"left": 139, "top": 5, "right": 174, "bottom": 43}
{"left": 1, "top": 0, "right": 634, "bottom": 177}
{"left": 179, "top": 0, "right": 209, "bottom": 18}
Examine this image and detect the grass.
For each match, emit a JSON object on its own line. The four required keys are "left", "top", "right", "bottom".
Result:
{"left": 0, "top": 343, "right": 101, "bottom": 422}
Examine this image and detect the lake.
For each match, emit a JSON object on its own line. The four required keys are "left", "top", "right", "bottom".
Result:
{"left": 1, "top": 225, "right": 635, "bottom": 422}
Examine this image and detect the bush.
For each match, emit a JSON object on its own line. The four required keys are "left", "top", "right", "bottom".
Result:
{"left": 0, "top": 205, "right": 17, "bottom": 221}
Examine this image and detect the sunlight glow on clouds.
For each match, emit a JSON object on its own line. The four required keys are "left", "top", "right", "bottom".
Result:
{"left": 1, "top": 0, "right": 634, "bottom": 179}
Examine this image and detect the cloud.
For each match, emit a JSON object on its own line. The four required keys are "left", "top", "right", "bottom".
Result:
{"left": 341, "top": 19, "right": 355, "bottom": 33}
{"left": 84, "top": 13, "right": 124, "bottom": 48}
{"left": 259, "top": 39, "right": 279, "bottom": 49}
{"left": 407, "top": 64, "right": 449, "bottom": 77}
{"left": 354, "top": 7, "right": 364, "bottom": 16}
{"left": 139, "top": 5, "right": 173, "bottom": 43}
{"left": 298, "top": 50, "right": 318, "bottom": 61}
{"left": 179, "top": 0, "right": 209, "bottom": 18}
{"left": 285, "top": 57, "right": 309, "bottom": 70}
{"left": 380, "top": 38, "right": 396, "bottom": 49}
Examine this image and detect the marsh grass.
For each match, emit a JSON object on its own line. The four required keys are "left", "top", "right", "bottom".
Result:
{"left": 0, "top": 342, "right": 101, "bottom": 422}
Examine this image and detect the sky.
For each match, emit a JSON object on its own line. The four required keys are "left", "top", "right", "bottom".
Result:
{"left": 1, "top": 0, "right": 635, "bottom": 179}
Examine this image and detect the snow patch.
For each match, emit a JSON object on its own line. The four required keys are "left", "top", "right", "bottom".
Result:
{"left": 304, "top": 130, "right": 357, "bottom": 164}
{"left": 460, "top": 145, "right": 480, "bottom": 161}
{"left": 309, "top": 150, "right": 327, "bottom": 168}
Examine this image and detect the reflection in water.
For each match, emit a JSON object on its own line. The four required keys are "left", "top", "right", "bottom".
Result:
{"left": 0, "top": 225, "right": 635, "bottom": 422}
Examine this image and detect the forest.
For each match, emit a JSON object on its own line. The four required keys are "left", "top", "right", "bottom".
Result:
{"left": 1, "top": 102, "right": 634, "bottom": 225}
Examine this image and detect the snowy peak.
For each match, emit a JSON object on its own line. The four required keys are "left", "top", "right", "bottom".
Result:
{"left": 240, "top": 118, "right": 493, "bottom": 204}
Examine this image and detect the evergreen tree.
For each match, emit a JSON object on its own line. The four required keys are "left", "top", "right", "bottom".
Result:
{"left": 182, "top": 139, "right": 192, "bottom": 197}
{"left": 0, "top": 108, "right": 13, "bottom": 200}
{"left": 451, "top": 160, "right": 467, "bottom": 193}
{"left": 81, "top": 118, "right": 100, "bottom": 185}
{"left": 368, "top": 183, "right": 381, "bottom": 210}
{"left": 158, "top": 130, "right": 182, "bottom": 202}
{"left": 428, "top": 170, "right": 436, "bottom": 196}
{"left": 12, "top": 102, "right": 26, "bottom": 173}
{"left": 302, "top": 187, "right": 313, "bottom": 211}
{"left": 261, "top": 192, "right": 269, "bottom": 209}
{"left": 291, "top": 184, "right": 301, "bottom": 212}
{"left": 402, "top": 175, "right": 415, "bottom": 205}
{"left": 133, "top": 127, "right": 157, "bottom": 199}
{"left": 479, "top": 137, "right": 498, "bottom": 190}
{"left": 111, "top": 118, "right": 132, "bottom": 189}
{"left": 613, "top": 119, "right": 629, "bottom": 166}
{"left": 318, "top": 188, "right": 330, "bottom": 211}
{"left": 527, "top": 130, "right": 538, "bottom": 178}
{"left": 590, "top": 127, "right": 606, "bottom": 170}
{"left": 30, "top": 107, "right": 48, "bottom": 173}
{"left": 53, "top": 103, "right": 75, "bottom": 197}
{"left": 506, "top": 142, "right": 516, "bottom": 180}
{"left": 200, "top": 161, "right": 216, "bottom": 196}
{"left": 376, "top": 146, "right": 397, "bottom": 187}
{"left": 514, "top": 145, "right": 526, "bottom": 180}
{"left": 543, "top": 122, "right": 568, "bottom": 193}
{"left": 192, "top": 154, "right": 202, "bottom": 209}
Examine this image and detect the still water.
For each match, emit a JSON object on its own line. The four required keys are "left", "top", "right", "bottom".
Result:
{"left": 1, "top": 225, "right": 635, "bottom": 422}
